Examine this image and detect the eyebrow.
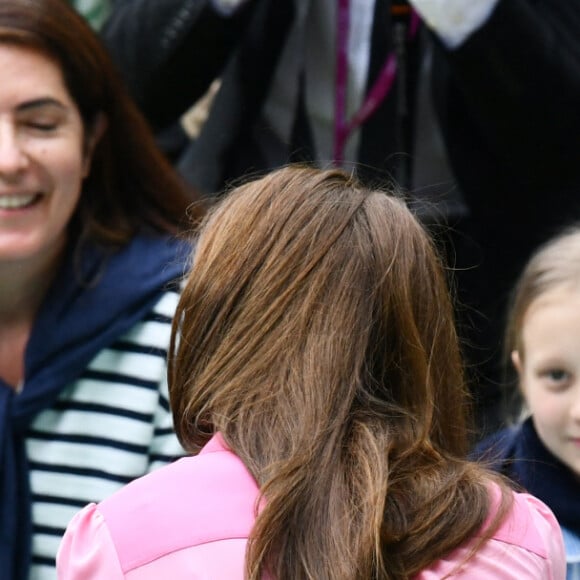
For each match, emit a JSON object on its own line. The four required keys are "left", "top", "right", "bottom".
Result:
{"left": 16, "top": 98, "right": 68, "bottom": 113}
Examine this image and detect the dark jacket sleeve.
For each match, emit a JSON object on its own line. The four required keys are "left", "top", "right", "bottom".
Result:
{"left": 101, "top": 0, "right": 256, "bottom": 130}
{"left": 433, "top": 0, "right": 580, "bottom": 191}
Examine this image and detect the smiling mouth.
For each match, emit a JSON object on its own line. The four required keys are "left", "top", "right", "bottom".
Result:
{"left": 0, "top": 194, "right": 41, "bottom": 210}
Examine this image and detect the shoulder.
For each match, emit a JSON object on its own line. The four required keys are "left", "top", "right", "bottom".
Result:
{"left": 125, "top": 232, "right": 192, "bottom": 277}
{"left": 58, "top": 435, "right": 259, "bottom": 579}
{"left": 100, "top": 434, "right": 259, "bottom": 562}
{"left": 417, "top": 484, "right": 566, "bottom": 579}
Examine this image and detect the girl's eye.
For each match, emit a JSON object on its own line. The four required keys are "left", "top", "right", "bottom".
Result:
{"left": 541, "top": 368, "right": 571, "bottom": 389}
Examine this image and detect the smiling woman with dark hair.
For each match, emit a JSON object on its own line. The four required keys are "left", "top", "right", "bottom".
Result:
{"left": 0, "top": 0, "right": 203, "bottom": 578}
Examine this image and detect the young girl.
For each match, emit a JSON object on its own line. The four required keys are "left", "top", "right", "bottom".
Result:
{"left": 475, "top": 226, "right": 580, "bottom": 579}
{"left": 57, "top": 166, "right": 564, "bottom": 579}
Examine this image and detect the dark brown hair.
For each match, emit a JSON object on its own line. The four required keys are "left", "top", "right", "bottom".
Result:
{"left": 170, "top": 165, "right": 512, "bottom": 579}
{"left": 0, "top": 0, "right": 204, "bottom": 246}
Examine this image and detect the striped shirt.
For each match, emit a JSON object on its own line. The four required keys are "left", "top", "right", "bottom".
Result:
{"left": 25, "top": 289, "right": 185, "bottom": 580}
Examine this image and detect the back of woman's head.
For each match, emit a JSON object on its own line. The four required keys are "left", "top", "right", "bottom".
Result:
{"left": 0, "top": 0, "right": 200, "bottom": 246}
{"left": 170, "top": 166, "right": 507, "bottom": 579}
{"left": 172, "top": 165, "right": 468, "bottom": 455}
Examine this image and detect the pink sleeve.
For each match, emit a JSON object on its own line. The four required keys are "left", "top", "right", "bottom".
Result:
{"left": 57, "top": 503, "right": 125, "bottom": 580}
{"left": 416, "top": 491, "right": 566, "bottom": 580}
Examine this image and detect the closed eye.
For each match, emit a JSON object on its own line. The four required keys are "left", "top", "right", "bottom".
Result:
{"left": 25, "top": 121, "right": 58, "bottom": 132}
{"left": 17, "top": 99, "right": 67, "bottom": 133}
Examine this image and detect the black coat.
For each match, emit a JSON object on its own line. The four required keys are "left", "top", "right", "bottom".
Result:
{"left": 102, "top": 0, "right": 422, "bottom": 195}
{"left": 102, "top": 0, "right": 580, "bottom": 433}
{"left": 428, "top": 0, "right": 580, "bottom": 427}
{"left": 431, "top": 0, "right": 580, "bottom": 260}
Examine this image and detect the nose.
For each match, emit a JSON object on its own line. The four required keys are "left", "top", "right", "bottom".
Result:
{"left": 0, "top": 123, "right": 29, "bottom": 178}
{"left": 569, "top": 386, "right": 580, "bottom": 423}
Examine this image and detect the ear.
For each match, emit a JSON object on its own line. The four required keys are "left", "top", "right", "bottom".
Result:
{"left": 82, "top": 112, "right": 107, "bottom": 178}
{"left": 511, "top": 350, "right": 523, "bottom": 378}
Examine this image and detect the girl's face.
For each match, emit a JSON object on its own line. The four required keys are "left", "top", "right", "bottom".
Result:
{"left": 0, "top": 44, "right": 102, "bottom": 268}
{"left": 513, "top": 287, "right": 580, "bottom": 477}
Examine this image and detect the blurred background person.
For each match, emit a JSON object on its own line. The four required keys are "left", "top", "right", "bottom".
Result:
{"left": 413, "top": 0, "right": 580, "bottom": 435}
{"left": 102, "top": 0, "right": 580, "bottom": 440}
{"left": 101, "top": 0, "right": 428, "bottom": 194}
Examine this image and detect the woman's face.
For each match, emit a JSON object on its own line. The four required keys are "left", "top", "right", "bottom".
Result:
{"left": 0, "top": 44, "right": 100, "bottom": 267}
{"left": 513, "top": 286, "right": 580, "bottom": 477}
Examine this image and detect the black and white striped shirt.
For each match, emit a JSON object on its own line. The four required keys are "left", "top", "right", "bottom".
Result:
{"left": 26, "top": 289, "right": 185, "bottom": 580}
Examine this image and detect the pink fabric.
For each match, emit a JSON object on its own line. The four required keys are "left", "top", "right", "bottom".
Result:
{"left": 57, "top": 434, "right": 565, "bottom": 579}
{"left": 57, "top": 434, "right": 258, "bottom": 579}
{"left": 417, "top": 490, "right": 566, "bottom": 579}
{"left": 124, "top": 539, "right": 249, "bottom": 580}
{"left": 57, "top": 506, "right": 124, "bottom": 580}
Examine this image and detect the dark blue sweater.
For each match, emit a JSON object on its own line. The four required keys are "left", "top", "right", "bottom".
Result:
{"left": 0, "top": 233, "right": 190, "bottom": 579}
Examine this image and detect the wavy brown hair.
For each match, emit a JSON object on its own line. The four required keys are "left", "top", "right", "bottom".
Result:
{"left": 0, "top": 0, "right": 204, "bottom": 247}
{"left": 169, "top": 166, "right": 512, "bottom": 579}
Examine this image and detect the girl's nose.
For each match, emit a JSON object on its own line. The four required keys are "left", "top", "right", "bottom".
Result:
{"left": 569, "top": 386, "right": 580, "bottom": 422}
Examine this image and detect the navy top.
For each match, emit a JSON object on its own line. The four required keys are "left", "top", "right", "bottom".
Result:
{"left": 0, "top": 233, "right": 190, "bottom": 579}
{"left": 475, "top": 417, "right": 580, "bottom": 578}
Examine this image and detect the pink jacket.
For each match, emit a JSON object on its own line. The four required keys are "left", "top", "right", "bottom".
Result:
{"left": 57, "top": 434, "right": 565, "bottom": 579}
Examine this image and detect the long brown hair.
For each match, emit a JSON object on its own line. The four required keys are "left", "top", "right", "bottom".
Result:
{"left": 0, "top": 0, "right": 204, "bottom": 247}
{"left": 170, "top": 166, "right": 511, "bottom": 579}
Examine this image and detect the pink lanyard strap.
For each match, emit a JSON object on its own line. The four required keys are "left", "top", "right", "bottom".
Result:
{"left": 333, "top": 0, "right": 420, "bottom": 164}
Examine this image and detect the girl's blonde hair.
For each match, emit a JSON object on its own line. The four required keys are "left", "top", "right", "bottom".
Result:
{"left": 506, "top": 226, "right": 580, "bottom": 358}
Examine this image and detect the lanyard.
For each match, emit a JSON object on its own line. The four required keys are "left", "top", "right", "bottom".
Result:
{"left": 333, "top": 0, "right": 419, "bottom": 164}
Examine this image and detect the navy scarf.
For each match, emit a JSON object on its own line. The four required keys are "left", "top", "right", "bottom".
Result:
{"left": 0, "top": 232, "right": 190, "bottom": 579}
{"left": 475, "top": 417, "right": 580, "bottom": 536}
